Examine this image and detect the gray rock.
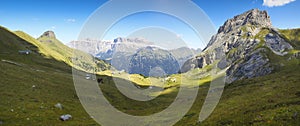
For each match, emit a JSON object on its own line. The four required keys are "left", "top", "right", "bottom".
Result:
{"left": 180, "top": 57, "right": 204, "bottom": 73}
{"left": 217, "top": 58, "right": 228, "bottom": 69}
{"left": 182, "top": 9, "right": 285, "bottom": 84}
{"left": 40, "top": 31, "right": 56, "bottom": 39}
{"left": 217, "top": 9, "right": 271, "bottom": 34}
{"left": 60, "top": 114, "right": 72, "bottom": 121}
{"left": 226, "top": 48, "right": 273, "bottom": 83}
{"left": 68, "top": 37, "right": 153, "bottom": 58}
{"left": 265, "top": 33, "right": 293, "bottom": 56}
{"left": 54, "top": 103, "right": 63, "bottom": 110}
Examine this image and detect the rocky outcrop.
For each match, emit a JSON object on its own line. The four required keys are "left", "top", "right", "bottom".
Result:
{"left": 217, "top": 9, "right": 271, "bottom": 34}
{"left": 182, "top": 9, "right": 294, "bottom": 83}
{"left": 40, "top": 31, "right": 56, "bottom": 39}
{"left": 180, "top": 57, "right": 204, "bottom": 73}
{"left": 226, "top": 48, "right": 273, "bottom": 83}
{"left": 68, "top": 37, "right": 152, "bottom": 58}
{"left": 113, "top": 37, "right": 153, "bottom": 44}
{"left": 265, "top": 33, "right": 293, "bottom": 56}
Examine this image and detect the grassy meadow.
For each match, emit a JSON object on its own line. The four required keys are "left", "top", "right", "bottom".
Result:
{"left": 0, "top": 26, "right": 299, "bottom": 125}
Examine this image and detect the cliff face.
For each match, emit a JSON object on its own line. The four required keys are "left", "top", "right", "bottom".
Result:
{"left": 68, "top": 37, "right": 201, "bottom": 76}
{"left": 37, "top": 31, "right": 57, "bottom": 43}
{"left": 181, "top": 9, "right": 294, "bottom": 83}
{"left": 67, "top": 37, "right": 152, "bottom": 58}
{"left": 217, "top": 9, "right": 271, "bottom": 34}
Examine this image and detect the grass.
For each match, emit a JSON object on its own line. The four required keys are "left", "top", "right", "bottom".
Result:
{"left": 14, "top": 31, "right": 110, "bottom": 72}
{"left": 0, "top": 26, "right": 300, "bottom": 125}
{"left": 95, "top": 58, "right": 300, "bottom": 126}
{"left": 0, "top": 27, "right": 99, "bottom": 125}
{"left": 279, "top": 28, "right": 300, "bottom": 49}
{"left": 198, "top": 59, "right": 300, "bottom": 126}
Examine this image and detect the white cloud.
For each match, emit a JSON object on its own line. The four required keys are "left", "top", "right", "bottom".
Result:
{"left": 263, "top": 0, "right": 296, "bottom": 7}
{"left": 51, "top": 26, "right": 56, "bottom": 29}
{"left": 176, "top": 34, "right": 183, "bottom": 38}
{"left": 65, "top": 18, "right": 76, "bottom": 23}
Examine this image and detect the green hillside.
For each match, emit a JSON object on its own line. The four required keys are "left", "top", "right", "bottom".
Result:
{"left": 0, "top": 26, "right": 100, "bottom": 125}
{"left": 0, "top": 25, "right": 299, "bottom": 125}
{"left": 14, "top": 31, "right": 110, "bottom": 72}
{"left": 279, "top": 28, "right": 300, "bottom": 49}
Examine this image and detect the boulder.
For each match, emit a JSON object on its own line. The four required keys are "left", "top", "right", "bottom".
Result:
{"left": 60, "top": 114, "right": 72, "bottom": 121}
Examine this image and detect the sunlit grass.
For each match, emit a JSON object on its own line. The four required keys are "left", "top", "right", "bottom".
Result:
{"left": 1, "top": 26, "right": 300, "bottom": 125}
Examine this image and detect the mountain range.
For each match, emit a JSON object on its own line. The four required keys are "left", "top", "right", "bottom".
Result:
{"left": 0, "top": 8, "right": 299, "bottom": 125}
{"left": 68, "top": 37, "right": 201, "bottom": 76}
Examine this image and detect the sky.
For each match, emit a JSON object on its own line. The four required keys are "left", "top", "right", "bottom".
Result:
{"left": 0, "top": 0, "right": 299, "bottom": 49}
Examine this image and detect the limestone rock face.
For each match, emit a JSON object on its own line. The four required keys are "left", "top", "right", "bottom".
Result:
{"left": 265, "top": 33, "right": 293, "bottom": 56}
{"left": 180, "top": 57, "right": 204, "bottom": 73}
{"left": 182, "top": 9, "right": 294, "bottom": 83}
{"left": 217, "top": 9, "right": 271, "bottom": 34}
{"left": 68, "top": 37, "right": 152, "bottom": 58}
{"left": 226, "top": 48, "right": 273, "bottom": 83}
{"left": 40, "top": 31, "right": 56, "bottom": 39}
{"left": 68, "top": 37, "right": 200, "bottom": 76}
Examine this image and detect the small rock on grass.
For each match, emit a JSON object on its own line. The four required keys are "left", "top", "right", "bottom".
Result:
{"left": 60, "top": 114, "right": 72, "bottom": 121}
{"left": 54, "top": 103, "right": 63, "bottom": 110}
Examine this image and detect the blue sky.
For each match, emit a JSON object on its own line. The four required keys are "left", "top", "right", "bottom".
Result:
{"left": 0, "top": 0, "right": 299, "bottom": 49}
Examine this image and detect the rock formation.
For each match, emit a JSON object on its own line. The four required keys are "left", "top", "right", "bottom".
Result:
{"left": 68, "top": 37, "right": 200, "bottom": 76}
{"left": 40, "top": 31, "right": 56, "bottom": 39}
{"left": 181, "top": 9, "right": 294, "bottom": 83}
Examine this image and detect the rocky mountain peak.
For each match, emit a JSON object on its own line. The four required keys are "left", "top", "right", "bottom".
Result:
{"left": 182, "top": 9, "right": 294, "bottom": 84}
{"left": 218, "top": 9, "right": 272, "bottom": 34}
{"left": 40, "top": 31, "right": 56, "bottom": 39}
{"left": 113, "top": 37, "right": 153, "bottom": 44}
{"left": 113, "top": 37, "right": 127, "bottom": 43}
{"left": 205, "top": 9, "right": 272, "bottom": 50}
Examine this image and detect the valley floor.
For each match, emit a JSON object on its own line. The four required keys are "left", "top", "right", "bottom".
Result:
{"left": 0, "top": 54, "right": 299, "bottom": 125}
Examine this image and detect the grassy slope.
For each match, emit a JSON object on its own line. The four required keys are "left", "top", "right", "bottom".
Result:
{"left": 177, "top": 28, "right": 300, "bottom": 125}
{"left": 14, "top": 31, "right": 110, "bottom": 72}
{"left": 98, "top": 28, "right": 300, "bottom": 125}
{"left": 97, "top": 58, "right": 300, "bottom": 126}
{"left": 279, "top": 28, "right": 300, "bottom": 49}
{"left": 199, "top": 59, "right": 300, "bottom": 125}
{"left": 0, "top": 27, "right": 102, "bottom": 125}
{"left": 1, "top": 25, "right": 300, "bottom": 125}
